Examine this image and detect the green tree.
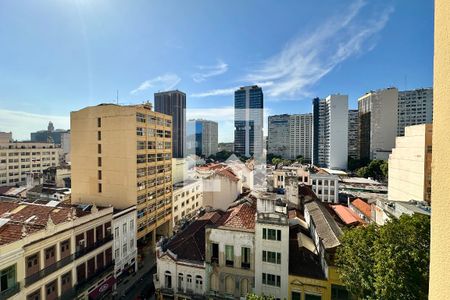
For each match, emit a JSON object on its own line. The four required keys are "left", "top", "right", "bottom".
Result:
{"left": 336, "top": 214, "right": 430, "bottom": 300}
{"left": 246, "top": 294, "right": 274, "bottom": 300}
{"left": 355, "top": 160, "right": 388, "bottom": 181}
{"left": 295, "top": 155, "right": 304, "bottom": 164}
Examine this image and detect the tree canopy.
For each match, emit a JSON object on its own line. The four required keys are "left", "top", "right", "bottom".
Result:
{"left": 355, "top": 160, "right": 388, "bottom": 181}
{"left": 336, "top": 214, "right": 430, "bottom": 300}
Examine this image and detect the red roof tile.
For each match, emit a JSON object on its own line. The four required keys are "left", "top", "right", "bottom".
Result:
{"left": 331, "top": 205, "right": 364, "bottom": 225}
{"left": 217, "top": 201, "right": 256, "bottom": 230}
{"left": 351, "top": 198, "right": 371, "bottom": 219}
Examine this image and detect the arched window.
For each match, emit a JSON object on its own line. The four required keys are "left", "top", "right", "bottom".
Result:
{"left": 164, "top": 271, "right": 172, "bottom": 289}
{"left": 186, "top": 274, "right": 193, "bottom": 290}
{"left": 195, "top": 275, "right": 203, "bottom": 291}
{"left": 178, "top": 273, "right": 184, "bottom": 290}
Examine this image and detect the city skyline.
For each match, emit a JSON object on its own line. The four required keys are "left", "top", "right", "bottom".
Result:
{"left": 0, "top": 0, "right": 433, "bottom": 142}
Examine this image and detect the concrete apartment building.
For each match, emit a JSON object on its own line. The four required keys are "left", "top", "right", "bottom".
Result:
{"left": 0, "top": 200, "right": 115, "bottom": 300}
{"left": 358, "top": 87, "right": 398, "bottom": 160}
{"left": 186, "top": 119, "right": 218, "bottom": 157}
{"left": 70, "top": 103, "right": 173, "bottom": 242}
{"left": 388, "top": 124, "right": 433, "bottom": 203}
{"left": 310, "top": 173, "right": 339, "bottom": 204}
{"left": 289, "top": 114, "right": 313, "bottom": 161}
{"left": 61, "top": 131, "right": 71, "bottom": 163}
{"left": 0, "top": 139, "right": 60, "bottom": 187}
{"left": 112, "top": 206, "right": 138, "bottom": 281}
{"left": 312, "top": 95, "right": 348, "bottom": 170}
{"left": 234, "top": 85, "right": 264, "bottom": 158}
{"left": 268, "top": 114, "right": 312, "bottom": 161}
{"left": 348, "top": 110, "right": 360, "bottom": 160}
{"left": 154, "top": 90, "right": 186, "bottom": 159}
{"left": 397, "top": 88, "right": 433, "bottom": 136}
{"left": 172, "top": 179, "right": 203, "bottom": 228}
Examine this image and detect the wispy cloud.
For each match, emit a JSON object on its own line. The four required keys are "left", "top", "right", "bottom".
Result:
{"left": 0, "top": 109, "right": 69, "bottom": 141}
{"left": 130, "top": 73, "right": 181, "bottom": 94}
{"left": 192, "top": 60, "right": 228, "bottom": 83}
{"left": 246, "top": 0, "right": 394, "bottom": 97}
{"left": 192, "top": 0, "right": 393, "bottom": 99}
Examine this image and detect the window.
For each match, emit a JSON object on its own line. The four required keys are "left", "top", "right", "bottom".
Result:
{"left": 98, "top": 144, "right": 101, "bottom": 154}
{"left": 164, "top": 271, "right": 172, "bottom": 289}
{"left": 262, "top": 251, "right": 281, "bottom": 264}
{"left": 130, "top": 220, "right": 134, "bottom": 231}
{"left": 241, "top": 247, "right": 251, "bottom": 269}
{"left": 98, "top": 183, "right": 102, "bottom": 193}
{"left": 178, "top": 273, "right": 184, "bottom": 289}
{"left": 305, "top": 294, "right": 322, "bottom": 300}
{"left": 292, "top": 292, "right": 301, "bottom": 300}
{"left": 130, "top": 239, "right": 134, "bottom": 249}
{"left": 0, "top": 265, "right": 16, "bottom": 293}
{"left": 97, "top": 131, "right": 101, "bottom": 141}
{"left": 98, "top": 170, "right": 102, "bottom": 180}
{"left": 331, "top": 285, "right": 350, "bottom": 300}
{"left": 27, "top": 289, "right": 41, "bottom": 300}
{"left": 195, "top": 275, "right": 203, "bottom": 290}
{"left": 97, "top": 118, "right": 101, "bottom": 127}
{"left": 46, "top": 280, "right": 57, "bottom": 298}
{"left": 123, "top": 223, "right": 127, "bottom": 235}
{"left": 186, "top": 275, "right": 192, "bottom": 289}
{"left": 115, "top": 227, "right": 119, "bottom": 239}
{"left": 263, "top": 228, "right": 281, "bottom": 241}
{"left": 225, "top": 245, "right": 234, "bottom": 267}
{"left": 211, "top": 243, "right": 219, "bottom": 264}
{"left": 115, "top": 248, "right": 120, "bottom": 259}
{"left": 98, "top": 157, "right": 102, "bottom": 167}
{"left": 262, "top": 273, "right": 280, "bottom": 287}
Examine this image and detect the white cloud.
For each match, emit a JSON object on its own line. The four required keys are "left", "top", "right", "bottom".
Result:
{"left": 190, "top": 87, "right": 237, "bottom": 98}
{"left": 246, "top": 0, "right": 394, "bottom": 98}
{"left": 130, "top": 73, "right": 181, "bottom": 94}
{"left": 192, "top": 60, "right": 228, "bottom": 83}
{"left": 0, "top": 109, "right": 70, "bottom": 141}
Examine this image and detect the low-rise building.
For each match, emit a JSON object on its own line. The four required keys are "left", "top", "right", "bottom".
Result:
{"left": 172, "top": 179, "right": 203, "bottom": 228}
{"left": 310, "top": 173, "right": 339, "bottom": 204}
{"left": 372, "top": 199, "right": 431, "bottom": 226}
{"left": 348, "top": 198, "right": 372, "bottom": 223}
{"left": 0, "top": 200, "right": 115, "bottom": 300}
{"left": 112, "top": 206, "right": 137, "bottom": 282}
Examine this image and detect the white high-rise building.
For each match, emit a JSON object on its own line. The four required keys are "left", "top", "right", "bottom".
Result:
{"left": 358, "top": 87, "right": 398, "bottom": 160}
{"left": 397, "top": 88, "right": 433, "bottom": 136}
{"left": 312, "top": 95, "right": 348, "bottom": 169}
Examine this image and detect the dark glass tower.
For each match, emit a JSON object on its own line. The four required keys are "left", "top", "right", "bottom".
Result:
{"left": 154, "top": 90, "right": 186, "bottom": 158}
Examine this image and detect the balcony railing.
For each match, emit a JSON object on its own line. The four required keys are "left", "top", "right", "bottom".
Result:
{"left": 0, "top": 282, "right": 20, "bottom": 299}
{"left": 25, "top": 254, "right": 75, "bottom": 286}
{"left": 75, "top": 234, "right": 113, "bottom": 259}
{"left": 75, "top": 260, "right": 115, "bottom": 295}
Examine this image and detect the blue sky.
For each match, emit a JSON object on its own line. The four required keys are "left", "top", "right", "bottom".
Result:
{"left": 0, "top": 0, "right": 433, "bottom": 142}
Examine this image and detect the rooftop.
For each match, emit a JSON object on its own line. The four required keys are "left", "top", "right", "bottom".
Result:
{"left": 216, "top": 197, "right": 257, "bottom": 231}
{"left": 331, "top": 205, "right": 365, "bottom": 226}
{"left": 173, "top": 179, "right": 200, "bottom": 191}
{"left": 350, "top": 198, "right": 372, "bottom": 219}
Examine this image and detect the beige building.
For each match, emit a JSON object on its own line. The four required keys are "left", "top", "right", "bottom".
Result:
{"left": 388, "top": 124, "right": 432, "bottom": 203}
{"left": 0, "top": 200, "right": 115, "bottom": 300}
{"left": 0, "top": 141, "right": 60, "bottom": 186}
{"left": 71, "top": 103, "right": 173, "bottom": 241}
{"left": 172, "top": 179, "right": 203, "bottom": 228}
{"left": 429, "top": 1, "right": 450, "bottom": 298}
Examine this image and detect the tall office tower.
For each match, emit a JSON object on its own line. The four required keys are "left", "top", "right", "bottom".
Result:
{"left": 388, "top": 124, "right": 433, "bottom": 203}
{"left": 154, "top": 90, "right": 186, "bottom": 158}
{"left": 358, "top": 87, "right": 398, "bottom": 161}
{"left": 397, "top": 88, "right": 433, "bottom": 136}
{"left": 289, "top": 113, "right": 312, "bottom": 161}
{"left": 71, "top": 103, "right": 173, "bottom": 242}
{"left": 312, "top": 95, "right": 348, "bottom": 169}
{"left": 186, "top": 119, "right": 218, "bottom": 157}
{"left": 268, "top": 114, "right": 290, "bottom": 158}
{"left": 234, "top": 85, "right": 264, "bottom": 157}
{"left": 348, "top": 110, "right": 360, "bottom": 159}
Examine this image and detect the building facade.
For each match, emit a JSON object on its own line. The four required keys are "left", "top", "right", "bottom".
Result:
{"left": 172, "top": 179, "right": 203, "bottom": 228}
{"left": 112, "top": 206, "right": 138, "bottom": 281}
{"left": 0, "top": 141, "right": 60, "bottom": 186}
{"left": 0, "top": 200, "right": 115, "bottom": 300}
{"left": 358, "top": 87, "right": 398, "bottom": 160}
{"left": 154, "top": 90, "right": 186, "bottom": 158}
{"left": 397, "top": 88, "right": 433, "bottom": 136}
{"left": 268, "top": 114, "right": 290, "bottom": 159}
{"left": 388, "top": 124, "right": 433, "bottom": 203}
{"left": 234, "top": 86, "right": 264, "bottom": 158}
{"left": 348, "top": 110, "right": 359, "bottom": 160}
{"left": 289, "top": 114, "right": 313, "bottom": 161}
{"left": 312, "top": 95, "right": 348, "bottom": 170}
{"left": 30, "top": 122, "right": 69, "bottom": 145}
{"left": 310, "top": 173, "right": 339, "bottom": 204}
{"left": 71, "top": 103, "right": 173, "bottom": 242}
{"left": 186, "top": 119, "right": 218, "bottom": 157}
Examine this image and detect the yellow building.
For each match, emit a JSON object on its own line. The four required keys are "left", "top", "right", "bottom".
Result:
{"left": 429, "top": 0, "right": 450, "bottom": 298}
{"left": 71, "top": 103, "right": 173, "bottom": 241}
{"left": 388, "top": 124, "right": 432, "bottom": 203}
{"left": 288, "top": 266, "right": 348, "bottom": 300}
{"left": 0, "top": 200, "right": 114, "bottom": 300}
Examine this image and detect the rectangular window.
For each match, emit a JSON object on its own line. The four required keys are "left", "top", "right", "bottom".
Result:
{"left": 262, "top": 251, "right": 281, "bottom": 264}
{"left": 97, "top": 118, "right": 101, "bottom": 127}
{"left": 98, "top": 170, "right": 102, "bottom": 180}
{"left": 98, "top": 183, "right": 102, "bottom": 193}
{"left": 241, "top": 247, "right": 251, "bottom": 269}
{"left": 225, "top": 245, "right": 234, "bottom": 267}
{"left": 0, "top": 265, "right": 17, "bottom": 293}
{"left": 305, "top": 294, "right": 322, "bottom": 300}
{"left": 98, "top": 157, "right": 102, "bottom": 167}
{"left": 262, "top": 273, "right": 280, "bottom": 287}
{"left": 292, "top": 292, "right": 301, "bottom": 300}
{"left": 97, "top": 131, "right": 101, "bottom": 141}
{"left": 98, "top": 144, "right": 102, "bottom": 154}
{"left": 263, "top": 228, "right": 281, "bottom": 241}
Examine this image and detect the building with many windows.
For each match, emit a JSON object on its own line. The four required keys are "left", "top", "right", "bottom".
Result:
{"left": 397, "top": 88, "right": 433, "bottom": 136}
{"left": 268, "top": 114, "right": 290, "bottom": 159}
{"left": 0, "top": 140, "right": 60, "bottom": 187}
{"left": 154, "top": 90, "right": 186, "bottom": 158}
{"left": 348, "top": 110, "right": 359, "bottom": 160}
{"left": 171, "top": 179, "right": 203, "bottom": 228}
{"left": 30, "top": 122, "right": 69, "bottom": 145}
{"left": 358, "top": 87, "right": 399, "bottom": 160}
{"left": 0, "top": 200, "right": 115, "bottom": 300}
{"left": 234, "top": 86, "right": 264, "bottom": 158}
{"left": 186, "top": 119, "right": 218, "bottom": 158}
{"left": 71, "top": 103, "right": 173, "bottom": 242}
{"left": 312, "top": 95, "right": 348, "bottom": 170}
{"left": 388, "top": 124, "right": 433, "bottom": 203}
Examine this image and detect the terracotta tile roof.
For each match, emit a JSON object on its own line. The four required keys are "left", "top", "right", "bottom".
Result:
{"left": 331, "top": 205, "right": 364, "bottom": 225}
{"left": 215, "top": 167, "right": 239, "bottom": 182}
{"left": 351, "top": 198, "right": 372, "bottom": 219}
{"left": 217, "top": 200, "right": 256, "bottom": 230}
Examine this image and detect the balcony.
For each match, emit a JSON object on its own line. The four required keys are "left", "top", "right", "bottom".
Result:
{"left": 75, "top": 260, "right": 115, "bottom": 295}
{"left": 25, "top": 254, "right": 75, "bottom": 286}
{"left": 0, "top": 282, "right": 20, "bottom": 299}
{"left": 241, "top": 262, "right": 251, "bottom": 269}
{"left": 75, "top": 234, "right": 113, "bottom": 259}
